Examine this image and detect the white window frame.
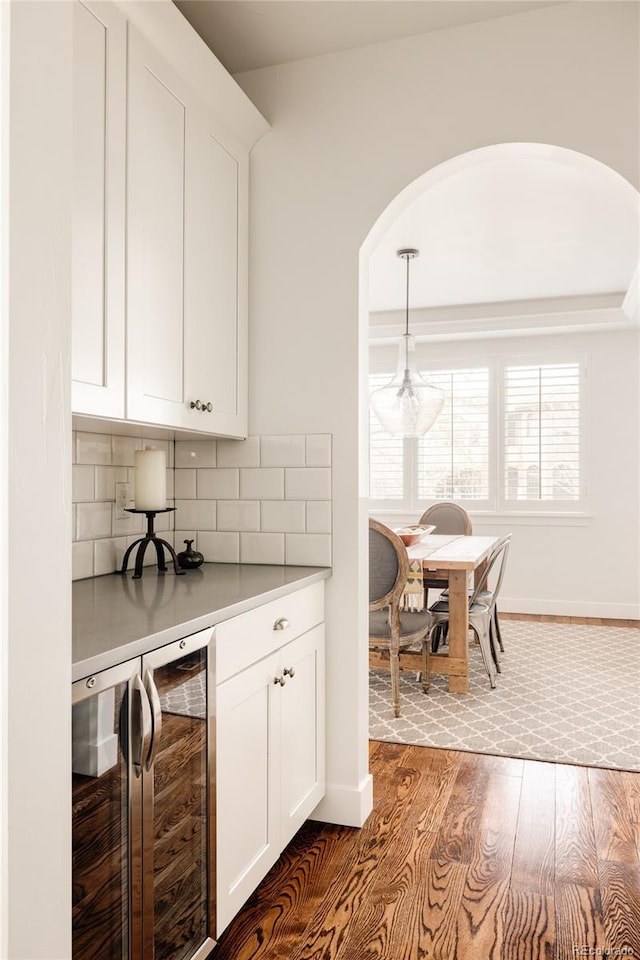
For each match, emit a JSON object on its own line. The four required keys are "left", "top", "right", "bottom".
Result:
{"left": 369, "top": 348, "right": 588, "bottom": 518}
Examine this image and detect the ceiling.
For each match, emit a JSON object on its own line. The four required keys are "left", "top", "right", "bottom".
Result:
{"left": 174, "top": 2, "right": 639, "bottom": 325}
{"left": 368, "top": 153, "right": 640, "bottom": 313}
{"left": 175, "top": 0, "right": 561, "bottom": 74}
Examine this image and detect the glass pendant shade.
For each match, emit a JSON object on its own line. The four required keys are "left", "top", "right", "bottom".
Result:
{"left": 371, "top": 333, "right": 445, "bottom": 437}
{"left": 370, "top": 247, "right": 445, "bottom": 438}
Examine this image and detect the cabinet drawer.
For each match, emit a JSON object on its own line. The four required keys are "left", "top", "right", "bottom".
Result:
{"left": 216, "top": 581, "right": 324, "bottom": 683}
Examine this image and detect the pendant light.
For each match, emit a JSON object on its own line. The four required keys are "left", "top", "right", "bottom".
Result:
{"left": 371, "top": 248, "right": 445, "bottom": 437}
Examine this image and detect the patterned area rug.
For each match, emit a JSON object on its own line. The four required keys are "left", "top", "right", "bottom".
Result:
{"left": 160, "top": 673, "right": 206, "bottom": 720}
{"left": 370, "top": 620, "right": 640, "bottom": 771}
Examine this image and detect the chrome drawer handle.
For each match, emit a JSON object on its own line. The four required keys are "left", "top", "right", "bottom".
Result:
{"left": 273, "top": 675, "right": 286, "bottom": 686}
{"left": 283, "top": 666, "right": 295, "bottom": 678}
{"left": 273, "top": 617, "right": 290, "bottom": 631}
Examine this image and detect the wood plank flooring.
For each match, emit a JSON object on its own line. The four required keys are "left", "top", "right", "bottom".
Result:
{"left": 214, "top": 743, "right": 640, "bottom": 960}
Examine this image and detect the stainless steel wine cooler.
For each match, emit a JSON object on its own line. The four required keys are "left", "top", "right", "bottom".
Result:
{"left": 72, "top": 628, "right": 216, "bottom": 960}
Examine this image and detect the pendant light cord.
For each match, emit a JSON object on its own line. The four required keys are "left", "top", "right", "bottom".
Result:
{"left": 404, "top": 253, "right": 410, "bottom": 370}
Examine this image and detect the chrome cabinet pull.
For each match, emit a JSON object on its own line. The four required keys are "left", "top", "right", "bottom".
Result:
{"left": 273, "top": 675, "right": 286, "bottom": 686}
{"left": 190, "top": 399, "right": 202, "bottom": 410}
{"left": 131, "top": 674, "right": 152, "bottom": 778}
{"left": 144, "top": 670, "right": 163, "bottom": 771}
{"left": 204, "top": 402, "right": 213, "bottom": 412}
{"left": 190, "top": 399, "right": 212, "bottom": 413}
{"left": 283, "top": 666, "right": 295, "bottom": 678}
{"left": 273, "top": 617, "right": 290, "bottom": 631}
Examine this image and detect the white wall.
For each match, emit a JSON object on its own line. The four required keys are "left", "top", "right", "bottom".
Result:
{"left": 5, "top": 3, "right": 73, "bottom": 957}
{"left": 371, "top": 329, "right": 640, "bottom": 618}
{"left": 238, "top": 1, "right": 640, "bottom": 824}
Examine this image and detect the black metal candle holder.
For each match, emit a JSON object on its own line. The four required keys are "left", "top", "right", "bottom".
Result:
{"left": 119, "top": 508, "right": 185, "bottom": 579}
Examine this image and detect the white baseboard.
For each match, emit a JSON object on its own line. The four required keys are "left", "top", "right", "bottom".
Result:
{"left": 500, "top": 596, "right": 640, "bottom": 620}
{"left": 309, "top": 773, "right": 374, "bottom": 828}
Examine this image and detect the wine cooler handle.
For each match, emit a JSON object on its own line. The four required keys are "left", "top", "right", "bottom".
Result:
{"left": 132, "top": 674, "right": 152, "bottom": 778}
{"left": 144, "top": 670, "right": 163, "bottom": 772}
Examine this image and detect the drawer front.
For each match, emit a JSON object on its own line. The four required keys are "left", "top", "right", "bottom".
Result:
{"left": 216, "top": 581, "right": 324, "bottom": 683}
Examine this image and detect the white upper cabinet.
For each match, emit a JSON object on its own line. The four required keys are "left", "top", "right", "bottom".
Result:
{"left": 71, "top": 0, "right": 266, "bottom": 437}
{"left": 126, "top": 28, "right": 248, "bottom": 436}
{"left": 71, "top": 1, "right": 126, "bottom": 418}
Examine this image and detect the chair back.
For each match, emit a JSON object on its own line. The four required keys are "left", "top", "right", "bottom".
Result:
{"left": 419, "top": 501, "right": 472, "bottom": 535}
{"left": 369, "top": 519, "right": 409, "bottom": 611}
{"left": 470, "top": 534, "right": 512, "bottom": 606}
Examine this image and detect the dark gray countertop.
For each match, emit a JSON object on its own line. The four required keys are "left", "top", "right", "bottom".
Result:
{"left": 72, "top": 563, "right": 331, "bottom": 682}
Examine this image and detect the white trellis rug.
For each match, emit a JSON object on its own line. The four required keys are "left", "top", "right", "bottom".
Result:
{"left": 369, "top": 620, "right": 640, "bottom": 771}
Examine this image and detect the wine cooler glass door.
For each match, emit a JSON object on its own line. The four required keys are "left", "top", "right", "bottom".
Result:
{"left": 141, "top": 628, "right": 215, "bottom": 960}
{"left": 72, "top": 659, "right": 143, "bottom": 960}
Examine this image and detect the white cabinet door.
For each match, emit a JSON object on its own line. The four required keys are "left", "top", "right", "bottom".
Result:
{"left": 127, "top": 28, "right": 246, "bottom": 436}
{"left": 279, "top": 625, "right": 325, "bottom": 849}
{"left": 216, "top": 622, "right": 326, "bottom": 937}
{"left": 185, "top": 111, "right": 247, "bottom": 438}
{"left": 71, "top": 0, "right": 126, "bottom": 418}
{"left": 216, "top": 651, "right": 280, "bottom": 936}
{"left": 126, "top": 29, "right": 189, "bottom": 429}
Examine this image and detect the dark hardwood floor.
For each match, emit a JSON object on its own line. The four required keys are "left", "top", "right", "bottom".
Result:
{"left": 214, "top": 742, "right": 640, "bottom": 960}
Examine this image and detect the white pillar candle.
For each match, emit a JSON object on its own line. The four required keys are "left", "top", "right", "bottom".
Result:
{"left": 134, "top": 448, "right": 167, "bottom": 511}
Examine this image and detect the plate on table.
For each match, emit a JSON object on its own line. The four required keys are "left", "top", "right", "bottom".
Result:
{"left": 395, "top": 524, "right": 435, "bottom": 546}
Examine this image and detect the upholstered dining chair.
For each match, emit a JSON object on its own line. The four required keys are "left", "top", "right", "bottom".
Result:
{"left": 418, "top": 501, "right": 472, "bottom": 648}
{"left": 424, "top": 534, "right": 512, "bottom": 689}
{"left": 369, "top": 519, "right": 432, "bottom": 718}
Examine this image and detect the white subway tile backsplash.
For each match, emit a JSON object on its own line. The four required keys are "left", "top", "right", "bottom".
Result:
{"left": 285, "top": 533, "right": 331, "bottom": 566}
{"left": 306, "top": 501, "right": 331, "bottom": 534}
{"left": 175, "top": 499, "right": 216, "bottom": 531}
{"left": 261, "top": 500, "right": 305, "bottom": 533}
{"left": 95, "top": 466, "right": 128, "bottom": 502}
{"left": 112, "top": 507, "right": 143, "bottom": 538}
{"left": 197, "top": 468, "right": 239, "bottom": 500}
{"left": 175, "top": 440, "right": 216, "bottom": 469}
{"left": 175, "top": 469, "right": 197, "bottom": 500}
{"left": 216, "top": 436, "right": 260, "bottom": 468}
{"left": 240, "top": 468, "right": 284, "bottom": 500}
{"left": 112, "top": 435, "right": 142, "bottom": 467}
{"left": 77, "top": 432, "right": 112, "bottom": 465}
{"left": 72, "top": 464, "right": 95, "bottom": 503}
{"left": 217, "top": 500, "right": 260, "bottom": 532}
{"left": 305, "top": 434, "right": 331, "bottom": 467}
{"left": 72, "top": 430, "right": 332, "bottom": 573}
{"left": 240, "top": 532, "right": 285, "bottom": 565}
{"left": 285, "top": 467, "right": 331, "bottom": 500}
{"left": 260, "top": 435, "right": 305, "bottom": 467}
{"left": 77, "top": 501, "right": 112, "bottom": 541}
{"left": 72, "top": 540, "right": 94, "bottom": 580}
{"left": 198, "top": 531, "right": 240, "bottom": 564}
{"left": 94, "top": 537, "right": 128, "bottom": 577}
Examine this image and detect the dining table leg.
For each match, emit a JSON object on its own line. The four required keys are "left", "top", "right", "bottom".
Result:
{"left": 447, "top": 569, "right": 469, "bottom": 694}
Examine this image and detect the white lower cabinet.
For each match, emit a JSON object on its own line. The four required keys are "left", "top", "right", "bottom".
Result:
{"left": 215, "top": 585, "right": 325, "bottom": 936}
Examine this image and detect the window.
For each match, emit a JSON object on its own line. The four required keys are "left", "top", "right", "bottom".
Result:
{"left": 369, "top": 356, "right": 584, "bottom": 514}
{"left": 503, "top": 363, "right": 580, "bottom": 503}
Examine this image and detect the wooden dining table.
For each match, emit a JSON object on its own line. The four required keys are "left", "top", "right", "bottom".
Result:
{"left": 404, "top": 533, "right": 503, "bottom": 694}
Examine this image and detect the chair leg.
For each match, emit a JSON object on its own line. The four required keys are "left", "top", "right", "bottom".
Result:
{"left": 421, "top": 642, "right": 430, "bottom": 694}
{"left": 473, "top": 623, "right": 497, "bottom": 689}
{"left": 494, "top": 606, "right": 504, "bottom": 652}
{"left": 390, "top": 647, "right": 401, "bottom": 718}
{"left": 489, "top": 613, "right": 501, "bottom": 673}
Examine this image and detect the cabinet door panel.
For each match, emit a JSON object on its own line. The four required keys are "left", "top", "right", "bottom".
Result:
{"left": 216, "top": 655, "right": 279, "bottom": 935}
{"left": 72, "top": 0, "right": 125, "bottom": 418}
{"left": 279, "top": 626, "right": 326, "bottom": 848}
{"left": 127, "top": 30, "right": 188, "bottom": 425}
{"left": 186, "top": 117, "right": 239, "bottom": 427}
